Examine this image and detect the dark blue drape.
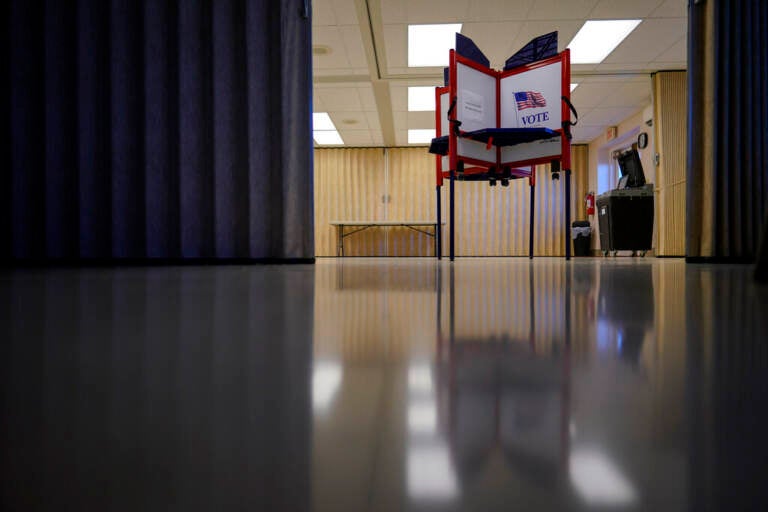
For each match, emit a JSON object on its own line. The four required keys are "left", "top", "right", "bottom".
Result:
{"left": 3, "top": 0, "right": 314, "bottom": 262}
{"left": 688, "top": 0, "right": 768, "bottom": 261}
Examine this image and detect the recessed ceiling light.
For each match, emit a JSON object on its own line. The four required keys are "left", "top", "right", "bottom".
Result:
{"left": 408, "top": 24, "right": 462, "bottom": 67}
{"left": 314, "top": 131, "right": 344, "bottom": 145}
{"left": 571, "top": 83, "right": 579, "bottom": 92}
{"left": 313, "top": 112, "right": 337, "bottom": 131}
{"left": 408, "top": 86, "right": 436, "bottom": 111}
{"left": 408, "top": 129, "right": 436, "bottom": 144}
{"left": 567, "top": 20, "right": 642, "bottom": 64}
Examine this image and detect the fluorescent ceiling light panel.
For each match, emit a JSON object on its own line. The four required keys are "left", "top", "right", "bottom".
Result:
{"left": 567, "top": 20, "right": 642, "bottom": 64}
{"left": 313, "top": 112, "right": 337, "bottom": 131}
{"left": 313, "top": 130, "right": 344, "bottom": 145}
{"left": 408, "top": 24, "right": 462, "bottom": 67}
{"left": 570, "top": 83, "right": 579, "bottom": 92}
{"left": 408, "top": 87, "right": 436, "bottom": 111}
{"left": 408, "top": 129, "right": 436, "bottom": 144}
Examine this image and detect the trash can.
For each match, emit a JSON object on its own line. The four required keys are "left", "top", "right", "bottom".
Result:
{"left": 572, "top": 220, "right": 592, "bottom": 256}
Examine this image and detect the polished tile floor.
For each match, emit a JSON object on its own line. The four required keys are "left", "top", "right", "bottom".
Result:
{"left": 2, "top": 258, "right": 767, "bottom": 511}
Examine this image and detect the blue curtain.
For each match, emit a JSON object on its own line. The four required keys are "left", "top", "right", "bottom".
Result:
{"left": 3, "top": 0, "right": 314, "bottom": 262}
{"left": 688, "top": 0, "right": 768, "bottom": 261}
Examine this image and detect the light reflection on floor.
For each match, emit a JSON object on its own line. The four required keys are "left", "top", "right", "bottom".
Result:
{"left": 312, "top": 257, "right": 768, "bottom": 512}
{"left": 1, "top": 258, "right": 767, "bottom": 511}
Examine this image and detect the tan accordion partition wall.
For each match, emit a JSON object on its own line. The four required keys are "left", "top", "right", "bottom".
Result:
{"left": 653, "top": 71, "right": 688, "bottom": 256}
{"left": 314, "top": 147, "right": 579, "bottom": 257}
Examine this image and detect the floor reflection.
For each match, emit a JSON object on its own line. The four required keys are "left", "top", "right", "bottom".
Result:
{"left": 1, "top": 266, "right": 314, "bottom": 512}
{"left": 2, "top": 258, "right": 767, "bottom": 511}
{"left": 312, "top": 257, "right": 768, "bottom": 512}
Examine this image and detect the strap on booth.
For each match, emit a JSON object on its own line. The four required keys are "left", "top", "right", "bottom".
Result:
{"left": 561, "top": 95, "right": 578, "bottom": 141}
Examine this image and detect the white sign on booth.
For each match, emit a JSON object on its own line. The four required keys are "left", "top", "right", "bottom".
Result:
{"left": 500, "top": 61, "right": 562, "bottom": 164}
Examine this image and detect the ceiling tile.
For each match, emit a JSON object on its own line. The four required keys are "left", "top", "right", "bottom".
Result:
{"left": 526, "top": 0, "right": 600, "bottom": 20}
{"left": 365, "top": 111, "right": 381, "bottom": 130}
{"left": 407, "top": 111, "right": 436, "bottom": 128}
{"left": 339, "top": 130, "right": 374, "bottom": 146}
{"left": 589, "top": 0, "right": 664, "bottom": 19}
{"left": 357, "top": 85, "right": 378, "bottom": 111}
{"left": 580, "top": 106, "right": 641, "bottom": 126}
{"left": 313, "top": 26, "right": 352, "bottom": 69}
{"left": 653, "top": 36, "right": 686, "bottom": 62}
{"left": 393, "top": 111, "right": 408, "bottom": 131}
{"left": 313, "top": 91, "right": 326, "bottom": 111}
{"left": 317, "top": 88, "right": 363, "bottom": 111}
{"left": 335, "top": 111, "right": 372, "bottom": 130}
{"left": 390, "top": 83, "right": 407, "bottom": 112}
{"left": 579, "top": 74, "right": 648, "bottom": 83}
{"left": 383, "top": 24, "right": 407, "bottom": 70}
{"left": 650, "top": 0, "right": 687, "bottom": 18}
{"left": 594, "top": 62, "right": 651, "bottom": 72}
{"left": 312, "top": 0, "right": 337, "bottom": 26}
{"left": 571, "top": 125, "right": 604, "bottom": 143}
{"left": 466, "top": 0, "right": 535, "bottom": 22}
{"left": 330, "top": 0, "right": 360, "bottom": 25}
{"left": 339, "top": 25, "right": 368, "bottom": 68}
{"left": 600, "top": 81, "right": 652, "bottom": 108}
{"left": 603, "top": 18, "right": 686, "bottom": 64}
{"left": 381, "top": 0, "right": 407, "bottom": 24}
{"left": 405, "top": 0, "right": 471, "bottom": 23}
{"left": 571, "top": 83, "right": 626, "bottom": 109}
{"left": 571, "top": 63, "right": 599, "bottom": 74}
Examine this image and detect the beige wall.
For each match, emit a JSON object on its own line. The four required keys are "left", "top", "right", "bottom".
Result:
{"left": 315, "top": 147, "right": 584, "bottom": 257}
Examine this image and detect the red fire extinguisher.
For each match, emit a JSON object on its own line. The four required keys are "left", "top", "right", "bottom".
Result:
{"left": 585, "top": 192, "right": 595, "bottom": 216}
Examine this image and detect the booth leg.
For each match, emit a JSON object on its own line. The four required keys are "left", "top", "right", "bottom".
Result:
{"left": 565, "top": 169, "right": 572, "bottom": 260}
{"left": 436, "top": 186, "right": 442, "bottom": 260}
{"left": 450, "top": 171, "right": 455, "bottom": 261}
{"left": 529, "top": 183, "right": 535, "bottom": 259}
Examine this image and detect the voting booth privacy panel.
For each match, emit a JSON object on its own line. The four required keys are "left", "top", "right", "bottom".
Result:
{"left": 431, "top": 32, "right": 576, "bottom": 260}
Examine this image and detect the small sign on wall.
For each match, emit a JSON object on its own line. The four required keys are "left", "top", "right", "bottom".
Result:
{"left": 606, "top": 126, "right": 617, "bottom": 141}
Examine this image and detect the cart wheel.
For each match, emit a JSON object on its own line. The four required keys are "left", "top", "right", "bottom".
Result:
{"left": 602, "top": 250, "right": 608, "bottom": 257}
{"left": 631, "top": 251, "right": 637, "bottom": 257}
{"left": 640, "top": 251, "right": 646, "bottom": 257}
{"left": 612, "top": 251, "right": 618, "bottom": 257}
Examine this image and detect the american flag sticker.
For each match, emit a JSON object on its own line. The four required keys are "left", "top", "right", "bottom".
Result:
{"left": 514, "top": 91, "right": 547, "bottom": 110}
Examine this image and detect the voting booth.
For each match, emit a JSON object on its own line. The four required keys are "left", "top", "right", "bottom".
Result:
{"left": 430, "top": 32, "right": 577, "bottom": 260}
